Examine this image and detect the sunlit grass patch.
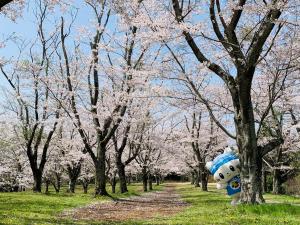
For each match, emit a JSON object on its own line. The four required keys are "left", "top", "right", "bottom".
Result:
{"left": 0, "top": 183, "right": 162, "bottom": 225}
{"left": 1, "top": 183, "right": 299, "bottom": 225}
{"left": 142, "top": 183, "right": 300, "bottom": 225}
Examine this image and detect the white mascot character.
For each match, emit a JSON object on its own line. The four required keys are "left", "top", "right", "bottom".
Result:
{"left": 206, "top": 147, "right": 241, "bottom": 205}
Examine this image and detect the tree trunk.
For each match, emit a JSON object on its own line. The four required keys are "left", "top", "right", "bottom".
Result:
{"left": 45, "top": 180, "right": 50, "bottom": 194}
{"left": 194, "top": 170, "right": 200, "bottom": 187}
{"left": 272, "top": 169, "right": 281, "bottom": 194}
{"left": 200, "top": 171, "right": 208, "bottom": 191}
{"left": 67, "top": 161, "right": 82, "bottom": 193}
{"left": 127, "top": 173, "right": 132, "bottom": 185}
{"left": 52, "top": 173, "right": 61, "bottom": 193}
{"left": 256, "top": 156, "right": 265, "bottom": 202}
{"left": 155, "top": 175, "right": 160, "bottom": 185}
{"left": 117, "top": 163, "right": 128, "bottom": 193}
{"left": 95, "top": 145, "right": 108, "bottom": 196}
{"left": 191, "top": 172, "right": 195, "bottom": 185}
{"left": 235, "top": 89, "right": 264, "bottom": 204}
{"left": 199, "top": 162, "right": 208, "bottom": 191}
{"left": 142, "top": 166, "right": 148, "bottom": 192}
{"left": 111, "top": 177, "right": 116, "bottom": 194}
{"left": 262, "top": 167, "right": 266, "bottom": 193}
{"left": 69, "top": 179, "right": 76, "bottom": 193}
{"left": 33, "top": 170, "right": 42, "bottom": 192}
{"left": 272, "top": 146, "right": 284, "bottom": 194}
{"left": 83, "top": 182, "right": 88, "bottom": 194}
{"left": 237, "top": 131, "right": 262, "bottom": 203}
{"left": 148, "top": 175, "right": 153, "bottom": 191}
{"left": 160, "top": 175, "right": 164, "bottom": 184}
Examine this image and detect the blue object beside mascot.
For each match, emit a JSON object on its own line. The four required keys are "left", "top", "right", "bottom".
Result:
{"left": 205, "top": 147, "right": 241, "bottom": 205}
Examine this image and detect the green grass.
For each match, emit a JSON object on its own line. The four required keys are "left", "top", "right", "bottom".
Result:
{"left": 134, "top": 183, "right": 300, "bottom": 225}
{"left": 0, "top": 183, "right": 163, "bottom": 225}
{"left": 1, "top": 183, "right": 299, "bottom": 225}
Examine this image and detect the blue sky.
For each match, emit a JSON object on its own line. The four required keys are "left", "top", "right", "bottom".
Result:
{"left": 0, "top": 0, "right": 93, "bottom": 95}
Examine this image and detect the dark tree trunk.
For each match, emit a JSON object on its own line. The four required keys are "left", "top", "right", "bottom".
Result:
{"left": 155, "top": 175, "right": 160, "bottom": 185}
{"left": 272, "top": 147, "right": 285, "bottom": 194}
{"left": 67, "top": 161, "right": 82, "bottom": 193}
{"left": 199, "top": 162, "right": 208, "bottom": 191}
{"left": 148, "top": 175, "right": 153, "bottom": 191}
{"left": 272, "top": 169, "right": 282, "bottom": 194}
{"left": 53, "top": 186, "right": 60, "bottom": 193}
{"left": 235, "top": 84, "right": 264, "bottom": 204}
{"left": 237, "top": 128, "right": 262, "bottom": 203}
{"left": 45, "top": 180, "right": 50, "bottom": 194}
{"left": 117, "top": 162, "right": 128, "bottom": 193}
{"left": 33, "top": 170, "right": 42, "bottom": 192}
{"left": 83, "top": 182, "right": 88, "bottom": 194}
{"left": 256, "top": 156, "right": 265, "bottom": 202}
{"left": 111, "top": 176, "right": 116, "bottom": 194}
{"left": 94, "top": 145, "right": 108, "bottom": 196}
{"left": 26, "top": 119, "right": 57, "bottom": 194}
{"left": 191, "top": 172, "right": 195, "bottom": 185}
{"left": 194, "top": 170, "right": 200, "bottom": 187}
{"left": 143, "top": 178, "right": 148, "bottom": 192}
{"left": 142, "top": 166, "right": 148, "bottom": 192}
{"left": 127, "top": 173, "right": 132, "bottom": 185}
{"left": 200, "top": 170, "right": 208, "bottom": 191}
{"left": 52, "top": 173, "right": 61, "bottom": 193}
{"left": 262, "top": 167, "right": 266, "bottom": 193}
{"left": 69, "top": 180, "right": 76, "bottom": 193}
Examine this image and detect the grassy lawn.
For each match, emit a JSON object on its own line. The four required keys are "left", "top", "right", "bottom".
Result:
{"left": 137, "top": 183, "right": 300, "bottom": 225}
{"left": 1, "top": 183, "right": 299, "bottom": 225}
{"left": 0, "top": 183, "right": 162, "bottom": 225}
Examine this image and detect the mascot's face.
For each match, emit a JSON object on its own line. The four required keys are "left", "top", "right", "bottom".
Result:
{"left": 213, "top": 159, "right": 240, "bottom": 183}
{"left": 206, "top": 147, "right": 240, "bottom": 184}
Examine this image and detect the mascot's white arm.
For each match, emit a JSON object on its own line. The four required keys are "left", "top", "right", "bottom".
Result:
{"left": 216, "top": 183, "right": 227, "bottom": 189}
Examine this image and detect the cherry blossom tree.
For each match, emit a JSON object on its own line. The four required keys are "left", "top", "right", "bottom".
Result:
{"left": 0, "top": 0, "right": 24, "bottom": 21}
{"left": 0, "top": 117, "right": 32, "bottom": 191}
{"left": 54, "top": 0, "right": 158, "bottom": 196}
{"left": 133, "top": 115, "right": 175, "bottom": 192}
{"left": 129, "top": 0, "right": 300, "bottom": 203}
{"left": 0, "top": 0, "right": 299, "bottom": 204}
{"left": 183, "top": 109, "right": 227, "bottom": 191}
{"left": 78, "top": 159, "right": 94, "bottom": 194}
{"left": 0, "top": 0, "right": 14, "bottom": 10}
{"left": 112, "top": 98, "right": 155, "bottom": 193}
{"left": 0, "top": 1, "right": 63, "bottom": 192}
{"left": 56, "top": 125, "right": 86, "bottom": 193}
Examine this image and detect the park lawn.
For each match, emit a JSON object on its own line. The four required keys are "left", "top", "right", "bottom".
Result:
{"left": 66, "top": 183, "right": 300, "bottom": 225}
{"left": 136, "top": 183, "right": 300, "bottom": 225}
{"left": 1, "top": 183, "right": 299, "bottom": 225}
{"left": 0, "top": 183, "right": 162, "bottom": 225}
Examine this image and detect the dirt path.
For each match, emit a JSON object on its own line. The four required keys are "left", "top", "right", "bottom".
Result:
{"left": 62, "top": 184, "right": 188, "bottom": 222}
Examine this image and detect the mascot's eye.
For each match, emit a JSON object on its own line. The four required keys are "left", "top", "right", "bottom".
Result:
{"left": 229, "top": 165, "right": 235, "bottom": 171}
{"left": 219, "top": 173, "right": 224, "bottom": 179}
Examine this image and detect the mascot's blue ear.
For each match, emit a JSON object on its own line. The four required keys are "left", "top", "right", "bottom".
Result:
{"left": 206, "top": 161, "right": 213, "bottom": 172}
